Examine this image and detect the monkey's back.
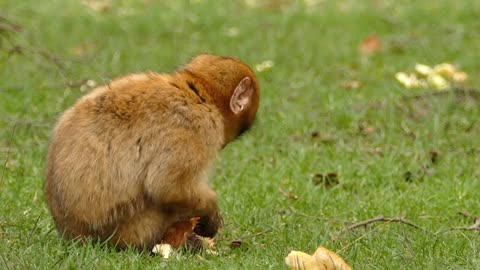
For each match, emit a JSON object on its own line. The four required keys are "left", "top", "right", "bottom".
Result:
{"left": 45, "top": 73, "right": 224, "bottom": 238}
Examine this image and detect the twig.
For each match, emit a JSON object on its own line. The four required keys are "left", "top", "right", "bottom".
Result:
{"left": 338, "top": 215, "right": 427, "bottom": 235}
{"left": 0, "top": 16, "right": 22, "bottom": 32}
{"left": 450, "top": 218, "right": 480, "bottom": 232}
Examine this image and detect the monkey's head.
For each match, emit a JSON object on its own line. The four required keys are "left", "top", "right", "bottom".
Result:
{"left": 182, "top": 54, "right": 260, "bottom": 145}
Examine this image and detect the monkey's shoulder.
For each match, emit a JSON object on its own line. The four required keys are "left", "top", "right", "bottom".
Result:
{"left": 58, "top": 73, "right": 224, "bottom": 145}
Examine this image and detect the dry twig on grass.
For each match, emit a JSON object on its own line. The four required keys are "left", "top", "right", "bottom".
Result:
{"left": 337, "top": 215, "right": 427, "bottom": 235}
{"left": 450, "top": 218, "right": 480, "bottom": 232}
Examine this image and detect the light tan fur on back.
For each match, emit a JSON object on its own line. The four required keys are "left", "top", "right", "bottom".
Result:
{"left": 45, "top": 55, "right": 260, "bottom": 249}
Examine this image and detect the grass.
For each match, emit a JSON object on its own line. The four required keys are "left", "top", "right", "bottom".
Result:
{"left": 1, "top": 0, "right": 479, "bottom": 269}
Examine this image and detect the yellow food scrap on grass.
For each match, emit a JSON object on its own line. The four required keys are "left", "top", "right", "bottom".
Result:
{"left": 395, "top": 63, "right": 468, "bottom": 90}
{"left": 285, "top": 246, "right": 352, "bottom": 270}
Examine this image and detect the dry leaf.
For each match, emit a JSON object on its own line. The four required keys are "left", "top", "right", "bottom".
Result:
{"left": 359, "top": 35, "right": 382, "bottom": 55}
{"left": 285, "top": 246, "right": 352, "bottom": 270}
{"left": 310, "top": 131, "right": 335, "bottom": 143}
{"left": 359, "top": 123, "right": 376, "bottom": 135}
{"left": 81, "top": 0, "right": 112, "bottom": 12}
{"left": 367, "top": 147, "right": 383, "bottom": 156}
{"left": 278, "top": 187, "right": 298, "bottom": 200}
{"left": 229, "top": 239, "right": 243, "bottom": 249}
{"left": 429, "top": 148, "right": 440, "bottom": 164}
{"left": 311, "top": 173, "right": 339, "bottom": 188}
{"left": 341, "top": 80, "right": 361, "bottom": 90}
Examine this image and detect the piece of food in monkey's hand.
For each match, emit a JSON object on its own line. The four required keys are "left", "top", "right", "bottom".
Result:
{"left": 154, "top": 217, "right": 217, "bottom": 257}
{"left": 152, "top": 234, "right": 217, "bottom": 258}
{"left": 186, "top": 233, "right": 217, "bottom": 254}
{"left": 152, "top": 243, "right": 174, "bottom": 259}
{"left": 162, "top": 217, "right": 200, "bottom": 248}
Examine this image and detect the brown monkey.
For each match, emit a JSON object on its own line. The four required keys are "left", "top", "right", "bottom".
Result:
{"left": 44, "top": 54, "right": 260, "bottom": 250}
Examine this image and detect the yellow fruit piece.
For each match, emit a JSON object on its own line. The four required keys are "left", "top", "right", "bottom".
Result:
{"left": 285, "top": 247, "right": 352, "bottom": 270}
{"left": 395, "top": 72, "right": 421, "bottom": 88}
{"left": 452, "top": 71, "right": 468, "bottom": 82}
{"left": 427, "top": 74, "right": 449, "bottom": 90}
{"left": 433, "top": 63, "right": 457, "bottom": 78}
{"left": 415, "top": 64, "right": 433, "bottom": 76}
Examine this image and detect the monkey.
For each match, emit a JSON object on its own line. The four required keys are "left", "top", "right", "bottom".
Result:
{"left": 44, "top": 54, "right": 260, "bottom": 250}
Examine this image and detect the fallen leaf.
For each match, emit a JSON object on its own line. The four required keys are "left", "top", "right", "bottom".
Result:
{"left": 310, "top": 131, "right": 335, "bottom": 143}
{"left": 278, "top": 187, "right": 298, "bottom": 200}
{"left": 341, "top": 80, "right": 361, "bottom": 89}
{"left": 367, "top": 147, "right": 383, "bottom": 156}
{"left": 404, "top": 171, "right": 414, "bottom": 182}
{"left": 429, "top": 148, "right": 440, "bottom": 164}
{"left": 81, "top": 0, "right": 112, "bottom": 12}
{"left": 359, "top": 123, "right": 376, "bottom": 135}
{"left": 285, "top": 246, "right": 352, "bottom": 270}
{"left": 229, "top": 239, "right": 243, "bottom": 249}
{"left": 359, "top": 34, "right": 382, "bottom": 55}
{"left": 311, "top": 173, "right": 339, "bottom": 188}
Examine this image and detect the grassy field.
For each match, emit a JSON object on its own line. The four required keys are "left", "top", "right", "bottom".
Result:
{"left": 1, "top": 0, "right": 479, "bottom": 269}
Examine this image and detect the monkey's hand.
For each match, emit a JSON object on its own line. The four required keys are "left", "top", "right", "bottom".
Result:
{"left": 194, "top": 211, "right": 223, "bottom": 238}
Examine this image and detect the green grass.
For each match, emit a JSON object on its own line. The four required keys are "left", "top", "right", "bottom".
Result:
{"left": 1, "top": 0, "right": 480, "bottom": 269}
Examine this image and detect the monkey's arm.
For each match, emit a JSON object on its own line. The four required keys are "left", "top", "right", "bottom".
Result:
{"left": 141, "top": 126, "right": 223, "bottom": 238}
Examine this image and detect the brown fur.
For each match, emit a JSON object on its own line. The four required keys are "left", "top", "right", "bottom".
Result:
{"left": 44, "top": 54, "right": 260, "bottom": 249}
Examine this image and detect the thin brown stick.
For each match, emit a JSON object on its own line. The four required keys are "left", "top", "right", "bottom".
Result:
{"left": 450, "top": 218, "right": 480, "bottom": 232}
{"left": 338, "top": 215, "right": 426, "bottom": 234}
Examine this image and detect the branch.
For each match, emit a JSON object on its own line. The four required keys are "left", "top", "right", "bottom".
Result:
{"left": 450, "top": 218, "right": 480, "bottom": 232}
{"left": 338, "top": 215, "right": 427, "bottom": 235}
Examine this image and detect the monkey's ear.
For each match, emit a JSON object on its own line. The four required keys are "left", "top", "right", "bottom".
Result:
{"left": 230, "top": 77, "right": 253, "bottom": 114}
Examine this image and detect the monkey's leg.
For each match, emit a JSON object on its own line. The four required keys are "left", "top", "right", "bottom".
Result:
{"left": 111, "top": 207, "right": 171, "bottom": 250}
